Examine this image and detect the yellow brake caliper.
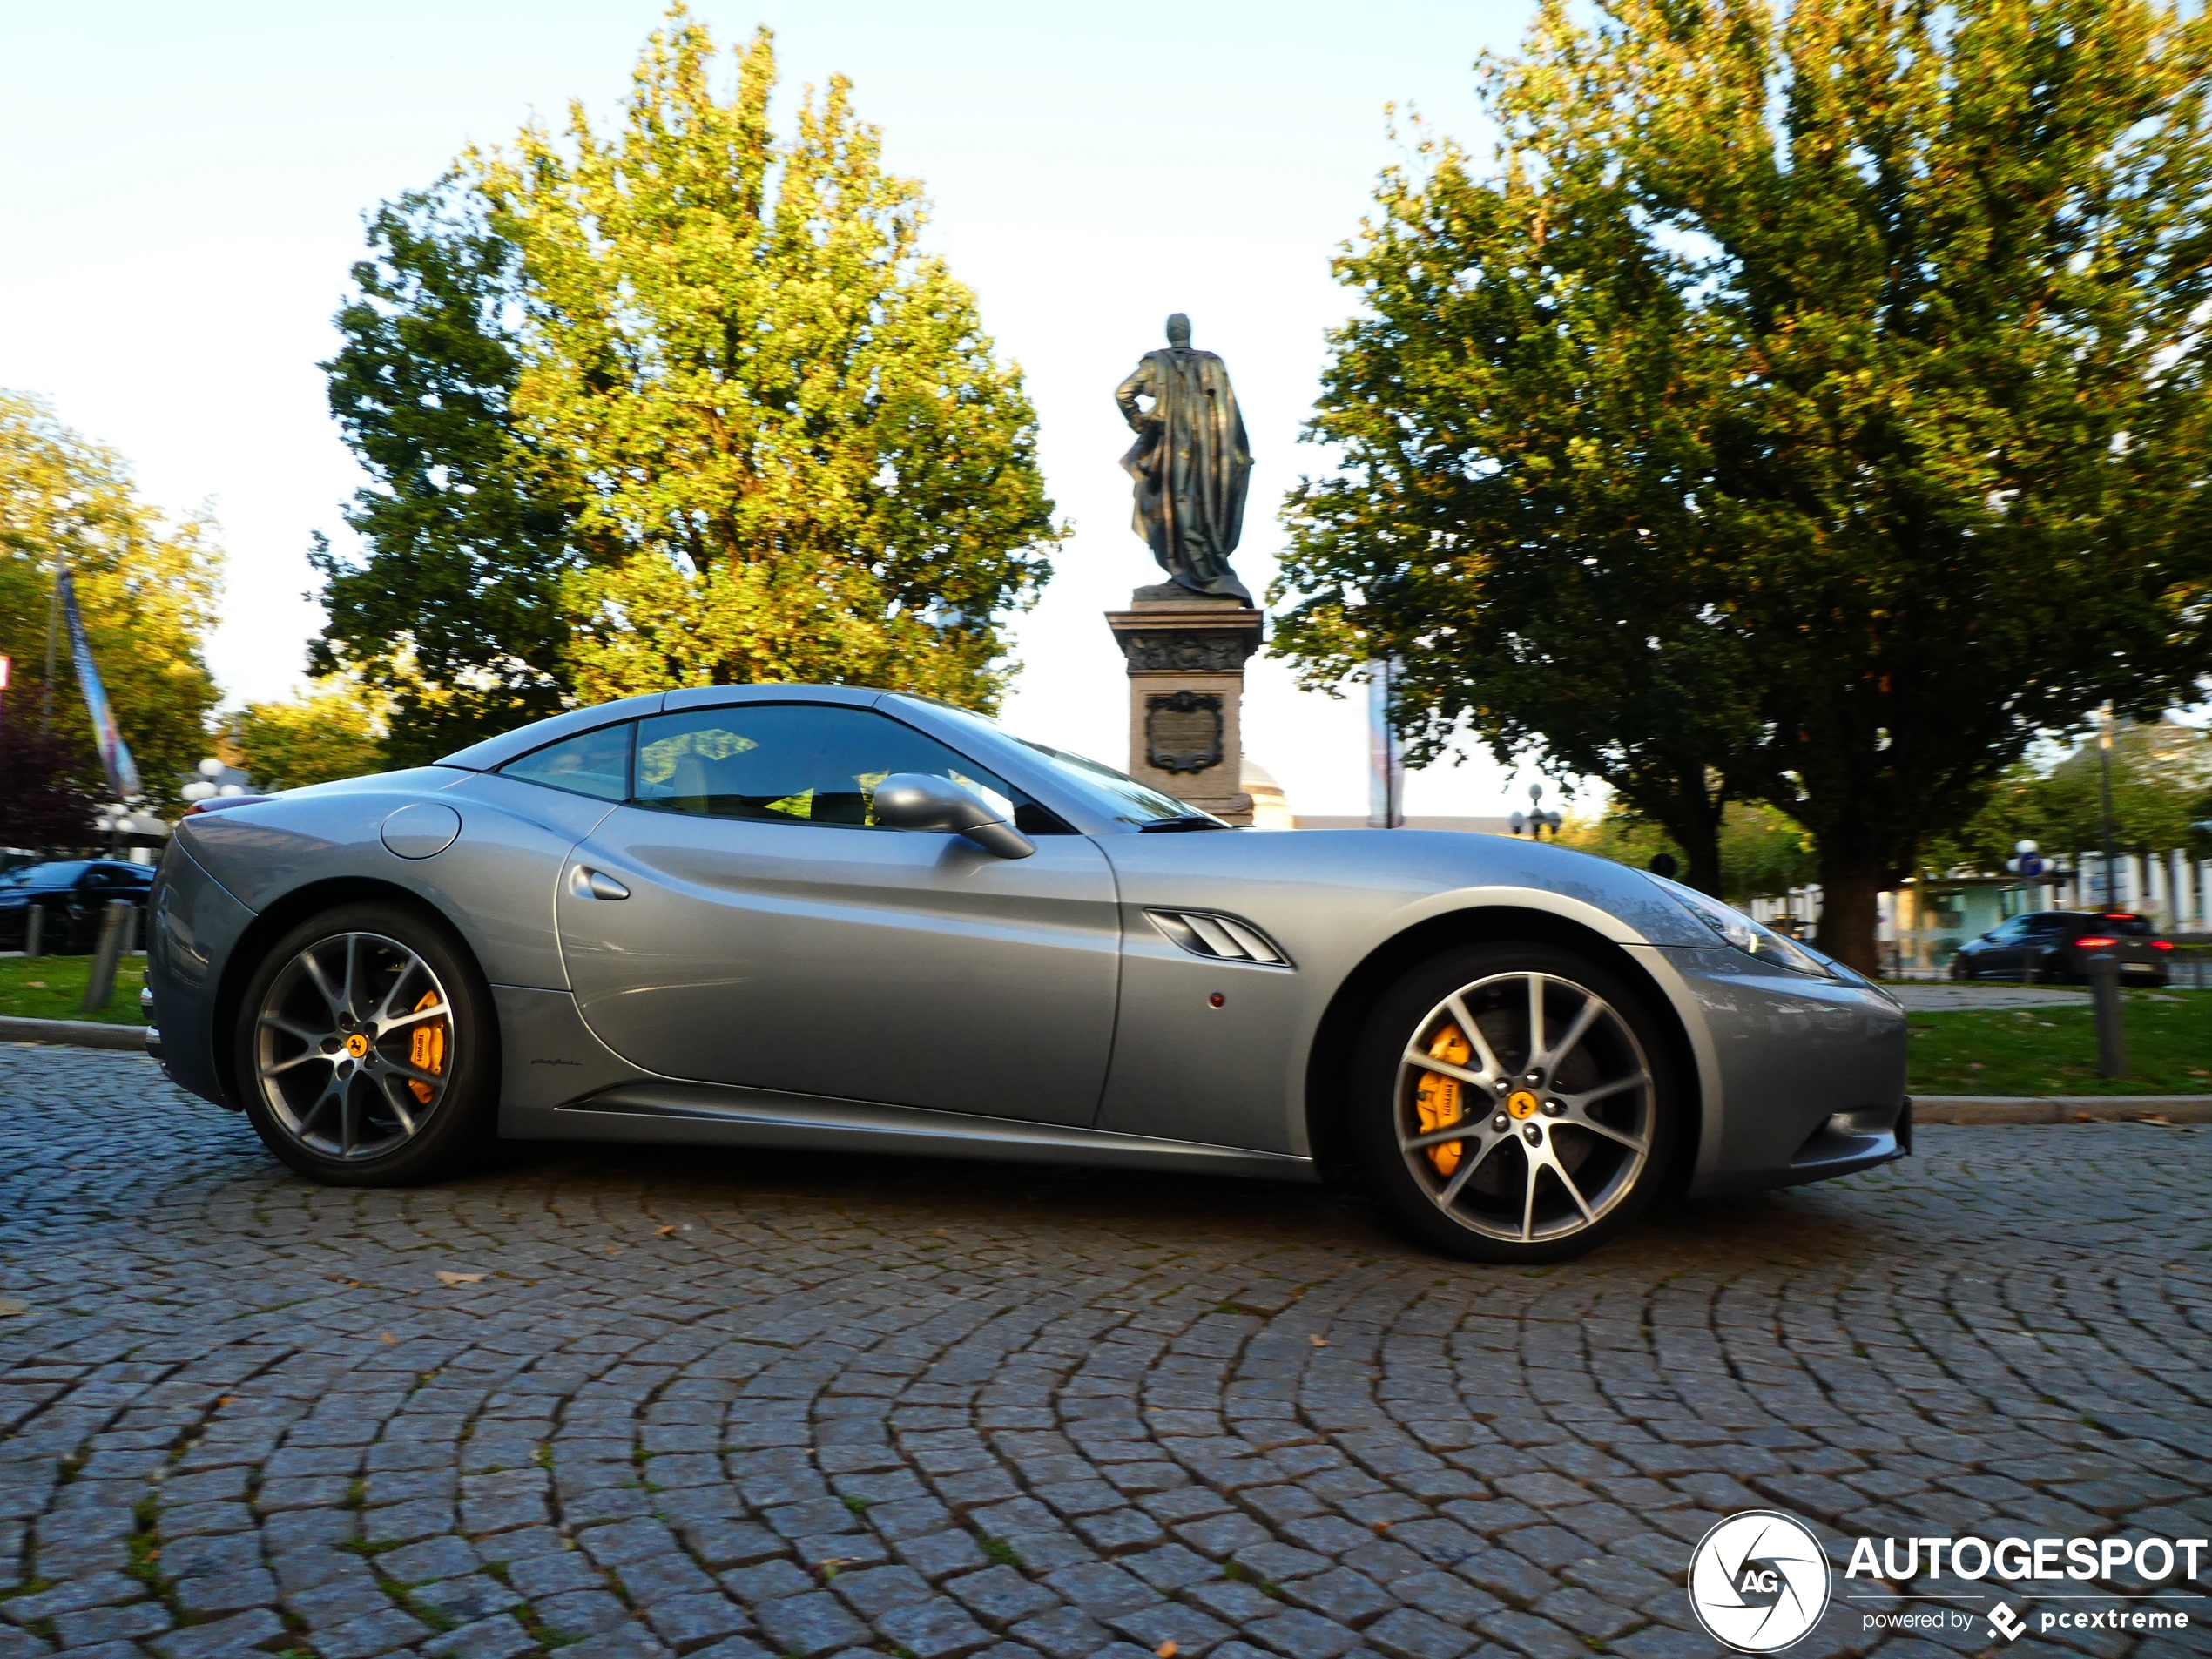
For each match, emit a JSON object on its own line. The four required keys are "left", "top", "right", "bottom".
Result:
{"left": 408, "top": 989, "right": 446, "bottom": 1106}
{"left": 1415, "top": 1023, "right": 1473, "bottom": 1176}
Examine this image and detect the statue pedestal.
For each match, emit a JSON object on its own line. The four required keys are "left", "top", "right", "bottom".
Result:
{"left": 1104, "top": 586, "right": 1264, "bottom": 826}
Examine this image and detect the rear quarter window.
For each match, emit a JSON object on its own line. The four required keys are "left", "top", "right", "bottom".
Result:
{"left": 499, "top": 724, "right": 634, "bottom": 801}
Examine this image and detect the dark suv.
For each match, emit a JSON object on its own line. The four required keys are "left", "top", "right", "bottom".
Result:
{"left": 1949, "top": 909, "right": 2172, "bottom": 987}
{"left": 0, "top": 860, "right": 154, "bottom": 954}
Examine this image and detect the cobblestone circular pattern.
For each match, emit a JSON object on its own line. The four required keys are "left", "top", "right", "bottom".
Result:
{"left": 3, "top": 1049, "right": 2209, "bottom": 1659}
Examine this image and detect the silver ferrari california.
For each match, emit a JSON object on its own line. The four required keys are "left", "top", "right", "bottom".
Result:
{"left": 145, "top": 685, "right": 1909, "bottom": 1263}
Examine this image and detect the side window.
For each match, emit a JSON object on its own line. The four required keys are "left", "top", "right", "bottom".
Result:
{"left": 499, "top": 723, "right": 633, "bottom": 801}
{"left": 634, "top": 704, "right": 1032, "bottom": 828}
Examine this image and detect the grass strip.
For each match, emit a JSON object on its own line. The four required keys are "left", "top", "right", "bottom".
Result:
{"left": 0, "top": 954, "right": 147, "bottom": 1025}
{"left": 1906, "top": 988, "right": 2212, "bottom": 1096}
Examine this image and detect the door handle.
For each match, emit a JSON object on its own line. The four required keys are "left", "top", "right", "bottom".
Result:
{"left": 569, "top": 866, "right": 631, "bottom": 901}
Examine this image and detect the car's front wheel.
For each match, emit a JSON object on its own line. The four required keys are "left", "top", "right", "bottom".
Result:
{"left": 233, "top": 902, "right": 496, "bottom": 1186}
{"left": 1352, "top": 943, "right": 1677, "bottom": 1264}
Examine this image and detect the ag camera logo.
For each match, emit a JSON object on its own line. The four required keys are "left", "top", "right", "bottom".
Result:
{"left": 1688, "top": 1511, "right": 1833, "bottom": 1651}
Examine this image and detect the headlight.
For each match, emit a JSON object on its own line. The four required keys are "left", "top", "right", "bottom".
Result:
{"left": 1647, "top": 873, "right": 1836, "bottom": 978}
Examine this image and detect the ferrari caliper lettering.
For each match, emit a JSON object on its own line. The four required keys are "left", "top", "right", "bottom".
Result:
{"left": 408, "top": 989, "right": 446, "bottom": 1105}
{"left": 1415, "top": 1023, "right": 1473, "bottom": 1176}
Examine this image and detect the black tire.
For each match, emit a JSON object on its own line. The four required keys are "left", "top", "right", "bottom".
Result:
{"left": 232, "top": 901, "right": 496, "bottom": 1186}
{"left": 1350, "top": 941, "right": 1678, "bottom": 1264}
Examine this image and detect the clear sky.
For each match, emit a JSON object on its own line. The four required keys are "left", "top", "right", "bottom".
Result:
{"left": 0, "top": 1, "right": 1545, "bottom": 817}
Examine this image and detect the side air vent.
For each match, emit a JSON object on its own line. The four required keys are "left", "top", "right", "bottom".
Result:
{"left": 1146, "top": 909, "right": 1293, "bottom": 968}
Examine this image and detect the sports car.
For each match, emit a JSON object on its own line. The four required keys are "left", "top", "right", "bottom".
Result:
{"left": 145, "top": 684, "right": 1910, "bottom": 1263}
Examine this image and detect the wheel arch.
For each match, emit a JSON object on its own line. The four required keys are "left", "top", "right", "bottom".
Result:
{"left": 211, "top": 877, "right": 494, "bottom": 1111}
{"left": 1302, "top": 903, "right": 1703, "bottom": 1197}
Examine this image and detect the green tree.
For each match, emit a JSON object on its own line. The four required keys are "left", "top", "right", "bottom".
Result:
{"left": 1276, "top": 0, "right": 2212, "bottom": 971}
{"left": 226, "top": 678, "right": 390, "bottom": 792}
{"left": 1941, "top": 718, "right": 2212, "bottom": 872}
{"left": 314, "top": 11, "right": 1060, "bottom": 756}
{"left": 0, "top": 392, "right": 222, "bottom": 813}
{"left": 313, "top": 182, "right": 578, "bottom": 768}
{"left": 1560, "top": 799, "right": 1818, "bottom": 906}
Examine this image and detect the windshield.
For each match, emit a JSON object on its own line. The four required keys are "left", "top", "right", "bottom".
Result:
{"left": 2074, "top": 912, "right": 2155, "bottom": 936}
{"left": 1015, "top": 740, "right": 1224, "bottom": 827}
{"left": 895, "top": 698, "right": 1220, "bottom": 827}
{"left": 0, "top": 861, "right": 86, "bottom": 888}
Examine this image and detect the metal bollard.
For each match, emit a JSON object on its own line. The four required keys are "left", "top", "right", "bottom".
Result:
{"left": 2088, "top": 953, "right": 2128, "bottom": 1080}
{"left": 81, "top": 899, "right": 132, "bottom": 1015}
{"left": 23, "top": 904, "right": 44, "bottom": 959}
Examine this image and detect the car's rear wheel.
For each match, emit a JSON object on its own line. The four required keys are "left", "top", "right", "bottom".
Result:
{"left": 233, "top": 902, "right": 495, "bottom": 1186}
{"left": 1352, "top": 943, "right": 1676, "bottom": 1264}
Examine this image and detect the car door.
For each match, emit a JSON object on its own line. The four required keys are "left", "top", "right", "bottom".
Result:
{"left": 1978, "top": 917, "right": 2026, "bottom": 974}
{"left": 552, "top": 698, "right": 1122, "bottom": 1127}
{"left": 2020, "top": 914, "right": 2065, "bottom": 977}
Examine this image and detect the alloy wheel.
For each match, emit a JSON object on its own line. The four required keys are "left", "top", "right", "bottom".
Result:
{"left": 252, "top": 931, "right": 454, "bottom": 1161}
{"left": 1394, "top": 970, "right": 1655, "bottom": 1244}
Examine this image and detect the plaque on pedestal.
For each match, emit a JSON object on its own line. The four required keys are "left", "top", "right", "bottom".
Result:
{"left": 1105, "top": 589, "right": 1264, "bottom": 825}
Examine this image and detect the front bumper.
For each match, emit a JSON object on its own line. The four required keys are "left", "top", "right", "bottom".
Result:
{"left": 145, "top": 842, "right": 259, "bottom": 1109}
{"left": 1637, "top": 944, "right": 1912, "bottom": 1198}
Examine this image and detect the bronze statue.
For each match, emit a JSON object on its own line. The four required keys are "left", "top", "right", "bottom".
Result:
{"left": 1116, "top": 314, "right": 1252, "bottom": 601}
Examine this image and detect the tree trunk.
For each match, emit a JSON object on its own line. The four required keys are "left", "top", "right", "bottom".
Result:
{"left": 1627, "top": 767, "right": 1727, "bottom": 897}
{"left": 1683, "top": 841, "right": 1724, "bottom": 900}
{"left": 1814, "top": 860, "right": 1887, "bottom": 977}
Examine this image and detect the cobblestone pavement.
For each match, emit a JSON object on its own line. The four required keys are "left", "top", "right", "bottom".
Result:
{"left": 3, "top": 1049, "right": 2209, "bottom": 1659}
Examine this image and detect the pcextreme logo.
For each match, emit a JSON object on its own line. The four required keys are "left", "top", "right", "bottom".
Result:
{"left": 1687, "top": 1512, "right": 1833, "bottom": 1652}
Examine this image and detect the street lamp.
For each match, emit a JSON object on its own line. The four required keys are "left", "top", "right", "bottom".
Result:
{"left": 181, "top": 756, "right": 226, "bottom": 804}
{"left": 1508, "top": 781, "right": 1563, "bottom": 840}
{"left": 2096, "top": 706, "right": 2120, "bottom": 908}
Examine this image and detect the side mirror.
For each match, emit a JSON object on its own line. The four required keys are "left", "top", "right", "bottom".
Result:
{"left": 871, "top": 773, "right": 1034, "bottom": 860}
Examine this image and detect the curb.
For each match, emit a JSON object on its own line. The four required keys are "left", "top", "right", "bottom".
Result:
{"left": 0, "top": 1016, "right": 150, "bottom": 1052}
{"left": 1915, "top": 1095, "right": 2212, "bottom": 1124}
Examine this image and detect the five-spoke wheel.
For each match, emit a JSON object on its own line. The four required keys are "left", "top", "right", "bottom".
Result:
{"left": 234, "top": 903, "right": 492, "bottom": 1184}
{"left": 1356, "top": 943, "right": 1676, "bottom": 1262}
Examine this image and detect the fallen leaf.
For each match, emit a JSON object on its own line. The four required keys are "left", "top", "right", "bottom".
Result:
{"left": 655, "top": 1225, "right": 677, "bottom": 1237}
{"left": 1308, "top": 1334, "right": 1328, "bottom": 1347}
{"left": 604, "top": 1245, "right": 623, "bottom": 1256}
{"left": 379, "top": 1332, "right": 398, "bottom": 1344}
{"left": 435, "top": 1271, "right": 487, "bottom": 1286}
{"left": 1373, "top": 1521, "right": 1393, "bottom": 1532}
{"left": 218, "top": 1396, "right": 238, "bottom": 1406}
{"left": 2135, "top": 1115, "right": 2177, "bottom": 1127}
{"left": 1157, "top": 1643, "right": 1178, "bottom": 1658}
{"left": 0, "top": 1298, "right": 26, "bottom": 1318}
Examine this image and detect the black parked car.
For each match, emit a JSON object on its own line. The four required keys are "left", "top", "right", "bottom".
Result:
{"left": 1949, "top": 909, "right": 2173, "bottom": 987}
{"left": 0, "top": 860, "right": 154, "bottom": 954}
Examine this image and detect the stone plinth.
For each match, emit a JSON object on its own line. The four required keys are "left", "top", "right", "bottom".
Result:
{"left": 1104, "top": 585, "right": 1264, "bottom": 826}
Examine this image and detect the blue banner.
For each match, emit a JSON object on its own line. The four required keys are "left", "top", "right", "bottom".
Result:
{"left": 58, "top": 567, "right": 142, "bottom": 801}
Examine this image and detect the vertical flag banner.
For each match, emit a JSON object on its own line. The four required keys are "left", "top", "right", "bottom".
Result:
{"left": 57, "top": 568, "right": 142, "bottom": 800}
{"left": 1367, "top": 657, "right": 1404, "bottom": 828}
